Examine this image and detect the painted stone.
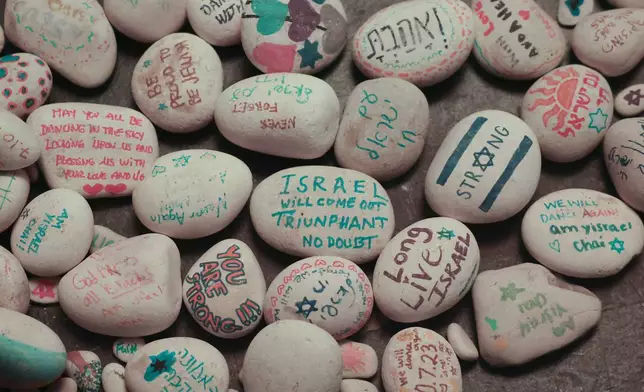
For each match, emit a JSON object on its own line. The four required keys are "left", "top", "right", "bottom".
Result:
{"left": 4, "top": 0, "right": 117, "bottom": 88}
{"left": 374, "top": 217, "right": 480, "bottom": 323}
{"left": 27, "top": 103, "right": 159, "bottom": 199}
{"left": 334, "top": 78, "right": 430, "bottom": 181}
{"left": 10, "top": 189, "right": 94, "bottom": 277}
{"left": 381, "top": 327, "right": 461, "bottom": 392}
{"left": 65, "top": 351, "right": 102, "bottom": 392}
{"left": 264, "top": 256, "right": 373, "bottom": 340}
{"left": 241, "top": 320, "right": 342, "bottom": 392}
{"left": 102, "top": 363, "right": 126, "bottom": 392}
{"left": 447, "top": 323, "right": 479, "bottom": 361}
{"left": 0, "top": 307, "right": 67, "bottom": 388}
{"left": 58, "top": 234, "right": 182, "bottom": 337}
{"left": 0, "top": 169, "right": 29, "bottom": 233}
{"left": 522, "top": 188, "right": 644, "bottom": 278}
{"left": 113, "top": 337, "right": 146, "bottom": 363}
{"left": 90, "top": 225, "right": 127, "bottom": 254}
{"left": 29, "top": 276, "right": 60, "bottom": 304}
{"left": 615, "top": 84, "right": 644, "bottom": 118}
{"left": 183, "top": 239, "right": 265, "bottom": 339}
{"left": 341, "top": 380, "right": 378, "bottom": 392}
{"left": 607, "top": 0, "right": 644, "bottom": 7}
{"left": 104, "top": 0, "right": 187, "bottom": 43}
{"left": 0, "top": 110, "right": 40, "bottom": 170}
{"left": 472, "top": 0, "right": 566, "bottom": 80}
{"left": 572, "top": 9, "right": 644, "bottom": 77}
{"left": 473, "top": 263, "right": 602, "bottom": 366}
{"left": 557, "top": 0, "right": 594, "bottom": 27}
{"left": 521, "top": 65, "right": 613, "bottom": 163}
{"left": 0, "top": 53, "right": 52, "bottom": 118}
{"left": 0, "top": 245, "right": 30, "bottom": 313}
{"left": 604, "top": 119, "right": 644, "bottom": 212}
{"left": 187, "top": 0, "right": 243, "bottom": 46}
{"left": 46, "top": 377, "right": 78, "bottom": 392}
{"left": 353, "top": 0, "right": 474, "bottom": 87}
{"left": 250, "top": 166, "right": 395, "bottom": 263}
{"left": 124, "top": 337, "right": 229, "bottom": 392}
{"left": 340, "top": 341, "right": 378, "bottom": 379}
{"left": 214, "top": 73, "right": 340, "bottom": 159}
{"left": 424, "top": 110, "right": 541, "bottom": 223}
{"left": 132, "top": 33, "right": 223, "bottom": 134}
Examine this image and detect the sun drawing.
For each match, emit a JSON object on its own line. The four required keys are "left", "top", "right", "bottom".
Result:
{"left": 526, "top": 67, "right": 580, "bottom": 136}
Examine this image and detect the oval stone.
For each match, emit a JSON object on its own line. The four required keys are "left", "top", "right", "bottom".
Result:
{"left": 0, "top": 110, "right": 40, "bottom": 170}
{"left": 425, "top": 110, "right": 541, "bottom": 223}
{"left": 133, "top": 149, "right": 252, "bottom": 239}
{"left": 27, "top": 103, "right": 159, "bottom": 199}
{"left": 65, "top": 351, "right": 101, "bottom": 392}
{"left": 521, "top": 65, "right": 613, "bottom": 163}
{"left": 522, "top": 188, "right": 644, "bottom": 278}
{"left": 250, "top": 166, "right": 395, "bottom": 263}
{"left": 187, "top": 0, "right": 243, "bottom": 46}
{"left": 340, "top": 341, "right": 378, "bottom": 379}
{"left": 608, "top": 0, "right": 644, "bottom": 7}
{"left": 265, "top": 256, "right": 373, "bottom": 340}
{"left": 101, "top": 363, "right": 125, "bottom": 392}
{"left": 0, "top": 245, "right": 29, "bottom": 313}
{"left": 132, "top": 33, "right": 223, "bottom": 134}
{"left": 10, "top": 188, "right": 94, "bottom": 277}
{"left": 374, "top": 217, "right": 480, "bottom": 323}
{"left": 334, "top": 78, "right": 430, "bottom": 181}
{"left": 341, "top": 380, "right": 378, "bottom": 392}
{"left": 472, "top": 0, "right": 566, "bottom": 80}
{"left": 29, "top": 276, "right": 60, "bottom": 304}
{"left": 0, "top": 169, "right": 29, "bottom": 233}
{"left": 0, "top": 53, "right": 52, "bottom": 117}
{"left": 104, "top": 0, "right": 187, "bottom": 43}
{"left": 446, "top": 323, "right": 479, "bottom": 361}
{"left": 46, "top": 377, "right": 77, "bottom": 392}
{"left": 353, "top": 0, "right": 474, "bottom": 87}
{"left": 183, "top": 239, "right": 266, "bottom": 339}
{"left": 4, "top": 0, "right": 117, "bottom": 88}
{"left": 615, "top": 84, "right": 644, "bottom": 118}
{"left": 557, "top": 0, "right": 594, "bottom": 27}
{"left": 113, "top": 337, "right": 146, "bottom": 363}
{"left": 90, "top": 225, "right": 127, "bottom": 254}
{"left": 604, "top": 119, "right": 644, "bottom": 212}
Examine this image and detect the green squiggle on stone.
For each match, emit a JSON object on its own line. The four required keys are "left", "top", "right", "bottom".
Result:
{"left": 0, "top": 334, "right": 66, "bottom": 386}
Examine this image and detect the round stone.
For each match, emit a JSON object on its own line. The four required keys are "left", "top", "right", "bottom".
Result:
{"left": 0, "top": 245, "right": 30, "bottom": 313}
{"left": 104, "top": 0, "right": 187, "bottom": 43}
{"left": 113, "top": 337, "right": 146, "bottom": 363}
{"left": 604, "top": 118, "right": 644, "bottom": 212}
{"left": 446, "top": 323, "right": 479, "bottom": 361}
{"left": 340, "top": 341, "right": 378, "bottom": 379}
{"left": 557, "top": 0, "right": 594, "bottom": 27}
{"left": 0, "top": 53, "right": 52, "bottom": 118}
{"left": 615, "top": 84, "right": 644, "bottom": 118}
{"left": 90, "top": 225, "right": 127, "bottom": 254}
{"left": 65, "top": 351, "right": 102, "bottom": 392}
{"left": 0, "top": 110, "right": 40, "bottom": 170}
{"left": 187, "top": 0, "right": 243, "bottom": 46}
{"left": 0, "top": 169, "right": 29, "bottom": 233}
{"left": 46, "top": 377, "right": 77, "bottom": 392}
{"left": 341, "top": 380, "right": 378, "bottom": 392}
{"left": 101, "top": 363, "right": 126, "bottom": 392}
{"left": 28, "top": 276, "right": 60, "bottom": 304}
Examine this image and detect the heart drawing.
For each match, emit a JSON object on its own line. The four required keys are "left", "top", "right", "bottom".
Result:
{"left": 82, "top": 183, "right": 104, "bottom": 196}
{"left": 288, "top": 0, "right": 321, "bottom": 42}
{"left": 518, "top": 10, "right": 530, "bottom": 20}
{"left": 105, "top": 183, "right": 128, "bottom": 195}
{"left": 253, "top": 42, "right": 297, "bottom": 73}
{"left": 320, "top": 3, "right": 347, "bottom": 53}
{"left": 549, "top": 239, "right": 561, "bottom": 253}
{"left": 251, "top": 0, "right": 290, "bottom": 36}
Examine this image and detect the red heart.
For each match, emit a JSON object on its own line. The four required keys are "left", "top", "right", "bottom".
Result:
{"left": 518, "top": 10, "right": 530, "bottom": 20}
{"left": 252, "top": 43, "right": 297, "bottom": 73}
{"left": 82, "top": 183, "right": 103, "bottom": 196}
{"left": 105, "top": 183, "right": 127, "bottom": 195}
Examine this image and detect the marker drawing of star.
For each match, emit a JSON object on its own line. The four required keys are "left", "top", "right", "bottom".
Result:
{"left": 20, "top": 208, "right": 30, "bottom": 220}
{"left": 298, "top": 40, "right": 323, "bottom": 69}
{"left": 499, "top": 282, "right": 525, "bottom": 302}
{"left": 295, "top": 296, "right": 318, "bottom": 318}
{"left": 472, "top": 146, "right": 495, "bottom": 172}
{"left": 437, "top": 227, "right": 456, "bottom": 240}
{"left": 144, "top": 350, "right": 176, "bottom": 382}
{"left": 609, "top": 237, "right": 625, "bottom": 254}
{"left": 172, "top": 154, "right": 191, "bottom": 168}
{"left": 143, "top": 60, "right": 152, "bottom": 68}
{"left": 623, "top": 89, "right": 643, "bottom": 106}
{"left": 158, "top": 103, "right": 168, "bottom": 111}
{"left": 588, "top": 108, "right": 608, "bottom": 133}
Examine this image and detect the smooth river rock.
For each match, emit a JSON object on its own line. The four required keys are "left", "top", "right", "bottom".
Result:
{"left": 615, "top": 84, "right": 644, "bottom": 117}
{"left": 447, "top": 323, "right": 479, "bottom": 361}
{"left": 0, "top": 53, "right": 52, "bottom": 118}
{"left": 604, "top": 118, "right": 644, "bottom": 212}
{"left": 101, "top": 363, "right": 125, "bottom": 392}
{"left": 607, "top": 0, "right": 644, "bottom": 7}
{"left": 557, "top": 0, "right": 594, "bottom": 26}
{"left": 104, "top": 0, "right": 187, "bottom": 43}
{"left": 46, "top": 377, "right": 77, "bottom": 392}
{"left": 28, "top": 276, "right": 60, "bottom": 304}
{"left": 341, "top": 380, "right": 378, "bottom": 392}
{"left": 0, "top": 110, "right": 40, "bottom": 170}
{"left": 0, "top": 170, "right": 29, "bottom": 233}
{"left": 340, "top": 341, "right": 378, "bottom": 379}
{"left": 90, "top": 225, "right": 126, "bottom": 254}
{"left": 0, "top": 245, "right": 29, "bottom": 313}
{"left": 65, "top": 351, "right": 102, "bottom": 392}
{"left": 112, "top": 337, "right": 145, "bottom": 363}
{"left": 187, "top": 0, "right": 243, "bottom": 46}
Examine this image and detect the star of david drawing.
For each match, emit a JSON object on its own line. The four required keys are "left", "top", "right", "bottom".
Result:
{"left": 172, "top": 154, "right": 191, "bottom": 168}
{"left": 437, "top": 228, "right": 456, "bottom": 240}
{"left": 20, "top": 208, "right": 30, "bottom": 220}
{"left": 623, "top": 89, "right": 643, "bottom": 107}
{"left": 609, "top": 237, "right": 625, "bottom": 255}
{"left": 143, "top": 60, "right": 152, "bottom": 68}
{"left": 588, "top": 108, "right": 608, "bottom": 133}
{"left": 500, "top": 282, "right": 525, "bottom": 302}
{"left": 295, "top": 296, "right": 318, "bottom": 318}
{"left": 472, "top": 147, "right": 495, "bottom": 172}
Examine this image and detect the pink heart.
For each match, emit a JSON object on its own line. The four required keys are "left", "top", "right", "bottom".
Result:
{"left": 82, "top": 183, "right": 103, "bottom": 196}
{"left": 105, "top": 183, "right": 127, "bottom": 195}
{"left": 288, "top": 0, "right": 320, "bottom": 42}
{"left": 519, "top": 10, "right": 530, "bottom": 20}
{"left": 332, "top": 260, "right": 345, "bottom": 268}
{"left": 253, "top": 43, "right": 297, "bottom": 73}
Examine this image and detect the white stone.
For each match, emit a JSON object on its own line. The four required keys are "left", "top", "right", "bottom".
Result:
{"left": 214, "top": 73, "right": 340, "bottom": 159}
{"left": 615, "top": 84, "right": 644, "bottom": 117}
{"left": 0, "top": 169, "right": 29, "bottom": 233}
{"left": 183, "top": 239, "right": 265, "bottom": 338}
{"left": 133, "top": 149, "right": 252, "bottom": 239}
{"left": 132, "top": 33, "right": 223, "bottom": 134}
{"left": 472, "top": 0, "right": 566, "bottom": 80}
{"left": 65, "top": 351, "right": 102, "bottom": 392}
{"left": 10, "top": 189, "right": 93, "bottom": 277}
{"left": 113, "top": 337, "right": 146, "bottom": 363}
{"left": 447, "top": 323, "right": 479, "bottom": 361}
{"left": 0, "top": 307, "right": 67, "bottom": 388}
{"left": 124, "top": 337, "right": 229, "bottom": 392}
{"left": 26, "top": 163, "right": 39, "bottom": 183}
{"left": 522, "top": 188, "right": 644, "bottom": 278}
{"left": 104, "top": 0, "right": 187, "bottom": 43}
{"left": 4, "top": 0, "right": 117, "bottom": 88}
{"left": 473, "top": 263, "right": 602, "bottom": 366}
{"left": 425, "top": 110, "right": 541, "bottom": 223}
{"left": 250, "top": 166, "right": 395, "bottom": 263}
{"left": 572, "top": 9, "right": 644, "bottom": 77}
{"left": 0, "top": 53, "right": 52, "bottom": 117}
{"left": 334, "top": 78, "right": 430, "bottom": 181}
{"left": 341, "top": 380, "right": 378, "bottom": 392}
{"left": 382, "top": 327, "right": 461, "bottom": 392}
{"left": 374, "top": 217, "right": 480, "bottom": 323}
{"left": 521, "top": 65, "right": 613, "bottom": 163}
{"left": 29, "top": 276, "right": 60, "bottom": 304}
{"left": 339, "top": 341, "right": 378, "bottom": 379}
{"left": 27, "top": 103, "right": 159, "bottom": 198}
{"left": 558, "top": 0, "right": 594, "bottom": 26}
{"left": 58, "top": 234, "right": 182, "bottom": 337}
{"left": 0, "top": 110, "right": 40, "bottom": 170}
{"left": 353, "top": 0, "right": 474, "bottom": 87}
{"left": 0, "top": 245, "right": 29, "bottom": 313}
{"left": 91, "top": 225, "right": 127, "bottom": 254}
{"left": 605, "top": 119, "right": 644, "bottom": 212}
{"left": 607, "top": 0, "right": 644, "bottom": 7}
{"left": 241, "top": 0, "right": 347, "bottom": 74}
{"left": 241, "top": 320, "right": 342, "bottom": 392}
{"left": 187, "top": 0, "right": 243, "bottom": 46}
{"left": 46, "top": 377, "right": 77, "bottom": 392}
{"left": 102, "top": 363, "right": 126, "bottom": 392}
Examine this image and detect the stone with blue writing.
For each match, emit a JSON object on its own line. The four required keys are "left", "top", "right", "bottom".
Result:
{"left": 214, "top": 73, "right": 340, "bottom": 159}
{"left": 133, "top": 149, "right": 252, "bottom": 239}
{"left": 447, "top": 323, "right": 479, "bottom": 361}
{"left": 0, "top": 307, "right": 67, "bottom": 388}
{"left": 0, "top": 169, "right": 29, "bottom": 233}
{"left": 615, "top": 85, "right": 644, "bottom": 118}
{"left": 91, "top": 225, "right": 127, "bottom": 254}
{"left": 58, "top": 234, "right": 182, "bottom": 337}
{"left": 10, "top": 188, "right": 94, "bottom": 277}
{"left": 113, "top": 337, "right": 146, "bottom": 363}
{"left": 46, "top": 377, "right": 78, "bottom": 392}
{"left": 604, "top": 119, "right": 644, "bottom": 212}
{"left": 250, "top": 166, "right": 395, "bottom": 263}
{"left": 608, "top": 0, "right": 644, "bottom": 7}
{"left": 101, "top": 363, "right": 125, "bottom": 392}
{"left": 473, "top": 263, "right": 602, "bottom": 366}
{"left": 374, "top": 217, "right": 480, "bottom": 323}
{"left": 65, "top": 351, "right": 102, "bottom": 392}
{"left": 558, "top": 0, "right": 594, "bottom": 27}
{"left": 522, "top": 188, "right": 644, "bottom": 278}
{"left": 0, "top": 53, "right": 52, "bottom": 118}
{"left": 4, "top": 0, "right": 117, "bottom": 88}
{"left": 341, "top": 379, "right": 378, "bottom": 392}
{"left": 340, "top": 341, "right": 378, "bottom": 379}
{"left": 425, "top": 110, "right": 541, "bottom": 224}
{"left": 187, "top": 0, "right": 243, "bottom": 47}
{"left": 334, "top": 78, "right": 430, "bottom": 181}
{"left": 104, "top": 0, "right": 187, "bottom": 43}
{"left": 0, "top": 245, "right": 30, "bottom": 313}
{"left": 124, "top": 337, "right": 229, "bottom": 392}
{"left": 0, "top": 110, "right": 40, "bottom": 170}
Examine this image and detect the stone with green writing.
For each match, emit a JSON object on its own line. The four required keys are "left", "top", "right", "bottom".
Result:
{"left": 0, "top": 110, "right": 40, "bottom": 171}
{"left": 250, "top": 166, "right": 395, "bottom": 263}
{"left": 112, "top": 337, "right": 145, "bottom": 363}
{"left": 90, "top": 225, "right": 127, "bottom": 254}
{"left": 214, "top": 73, "right": 340, "bottom": 159}
{"left": 187, "top": 0, "right": 243, "bottom": 47}
{"left": 133, "top": 149, "right": 252, "bottom": 239}
{"left": 604, "top": 119, "right": 644, "bottom": 212}
{"left": 104, "top": 0, "right": 187, "bottom": 43}
{"left": 334, "top": 78, "right": 430, "bottom": 181}
{"left": 522, "top": 188, "right": 644, "bottom": 278}
{"left": 10, "top": 188, "right": 94, "bottom": 277}
{"left": 65, "top": 351, "right": 102, "bottom": 392}
{"left": 472, "top": 263, "right": 602, "bottom": 366}
{"left": 0, "top": 245, "right": 30, "bottom": 313}
{"left": 557, "top": 0, "right": 594, "bottom": 27}
{"left": 101, "top": 363, "right": 126, "bottom": 392}
{"left": 0, "top": 170, "right": 29, "bottom": 233}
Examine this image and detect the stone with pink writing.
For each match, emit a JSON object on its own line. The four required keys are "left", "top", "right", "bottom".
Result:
{"left": 27, "top": 103, "right": 159, "bottom": 199}
{"left": 615, "top": 84, "right": 644, "bottom": 117}
{"left": 29, "top": 276, "right": 60, "bottom": 304}
{"left": 11, "top": 189, "right": 93, "bottom": 277}
{"left": 187, "top": 0, "right": 243, "bottom": 46}
{"left": 382, "top": 327, "right": 461, "bottom": 392}
{"left": 65, "top": 351, "right": 102, "bottom": 392}
{"left": 572, "top": 9, "right": 644, "bottom": 77}
{"left": 473, "top": 263, "right": 602, "bottom": 366}
{"left": 4, "top": 0, "right": 117, "bottom": 88}
{"left": 374, "top": 217, "right": 480, "bottom": 323}
{"left": 125, "top": 337, "right": 229, "bottom": 392}
{"left": 0, "top": 111, "right": 40, "bottom": 171}
{"left": 558, "top": 0, "right": 594, "bottom": 27}
{"left": 341, "top": 380, "right": 378, "bottom": 392}
{"left": 46, "top": 377, "right": 77, "bottom": 392}
{"left": 522, "top": 188, "right": 644, "bottom": 278}
{"left": 521, "top": 64, "right": 613, "bottom": 163}
{"left": 0, "top": 53, "right": 52, "bottom": 118}
{"left": 101, "top": 363, "right": 125, "bottom": 392}
{"left": 0, "top": 169, "right": 29, "bottom": 233}
{"left": 339, "top": 341, "right": 378, "bottom": 379}
{"left": 214, "top": 73, "right": 340, "bottom": 159}
{"left": 604, "top": 119, "right": 644, "bottom": 212}
{"left": 91, "top": 225, "right": 127, "bottom": 254}
{"left": 353, "top": 0, "right": 474, "bottom": 87}
{"left": 607, "top": 0, "right": 644, "bottom": 8}
{"left": 58, "top": 234, "right": 182, "bottom": 337}
{"left": 132, "top": 33, "right": 223, "bottom": 134}
{"left": 112, "top": 337, "right": 145, "bottom": 363}
{"left": 0, "top": 245, "right": 29, "bottom": 313}
{"left": 104, "top": 0, "right": 187, "bottom": 43}
{"left": 183, "top": 239, "right": 265, "bottom": 339}
{"left": 447, "top": 323, "right": 479, "bottom": 361}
